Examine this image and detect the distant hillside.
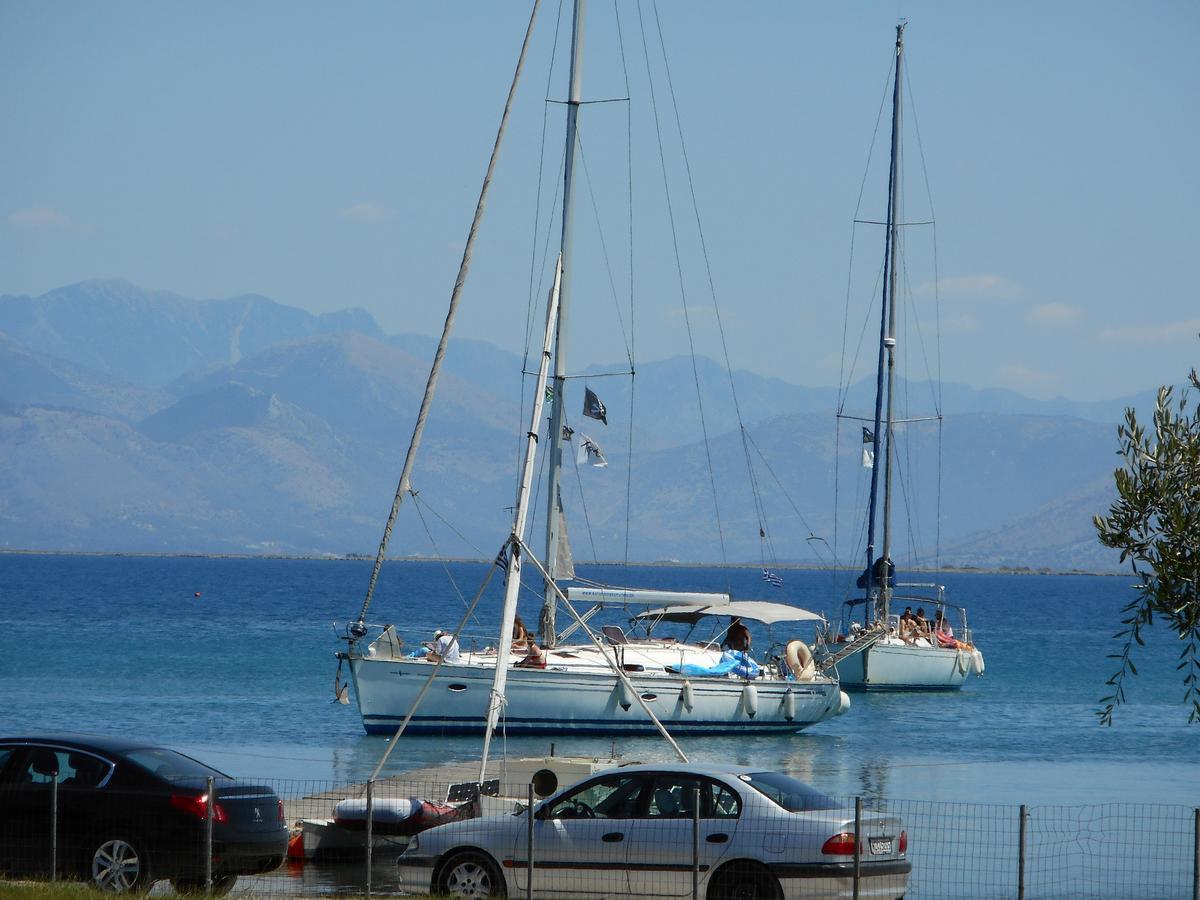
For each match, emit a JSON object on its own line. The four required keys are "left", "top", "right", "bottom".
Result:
{"left": 0, "top": 279, "right": 1141, "bottom": 569}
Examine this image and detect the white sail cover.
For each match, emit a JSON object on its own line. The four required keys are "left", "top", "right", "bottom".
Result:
{"left": 566, "top": 587, "right": 731, "bottom": 608}
{"left": 556, "top": 508, "right": 575, "bottom": 581}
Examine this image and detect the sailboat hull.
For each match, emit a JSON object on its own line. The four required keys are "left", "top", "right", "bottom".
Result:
{"left": 348, "top": 656, "right": 848, "bottom": 736}
{"left": 825, "top": 637, "right": 983, "bottom": 691}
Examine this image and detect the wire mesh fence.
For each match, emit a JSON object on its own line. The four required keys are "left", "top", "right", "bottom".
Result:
{"left": 2, "top": 770, "right": 1197, "bottom": 898}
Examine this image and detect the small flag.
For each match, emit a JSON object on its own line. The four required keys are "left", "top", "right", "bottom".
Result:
{"left": 583, "top": 387, "right": 608, "bottom": 425}
{"left": 862, "top": 447, "right": 874, "bottom": 469}
{"left": 762, "top": 569, "right": 784, "bottom": 587}
{"left": 494, "top": 543, "right": 509, "bottom": 569}
{"left": 545, "top": 385, "right": 555, "bottom": 403}
{"left": 862, "top": 426, "right": 874, "bottom": 444}
{"left": 562, "top": 425, "right": 575, "bottom": 441}
{"left": 577, "top": 434, "right": 608, "bottom": 467}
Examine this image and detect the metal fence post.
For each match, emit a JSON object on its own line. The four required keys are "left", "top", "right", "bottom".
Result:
{"left": 205, "top": 775, "right": 214, "bottom": 895}
{"left": 1018, "top": 804, "right": 1027, "bottom": 900}
{"left": 692, "top": 786, "right": 701, "bottom": 900}
{"left": 365, "top": 779, "right": 374, "bottom": 899}
{"left": 50, "top": 774, "right": 58, "bottom": 881}
{"left": 853, "top": 796, "right": 862, "bottom": 900}
{"left": 1192, "top": 807, "right": 1198, "bottom": 900}
{"left": 527, "top": 784, "right": 535, "bottom": 900}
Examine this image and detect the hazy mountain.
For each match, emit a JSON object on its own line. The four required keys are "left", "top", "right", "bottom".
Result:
{"left": 0, "top": 279, "right": 382, "bottom": 388}
{"left": 0, "top": 279, "right": 1148, "bottom": 569}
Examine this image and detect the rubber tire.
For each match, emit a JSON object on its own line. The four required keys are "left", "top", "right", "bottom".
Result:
{"left": 88, "top": 834, "right": 153, "bottom": 894}
{"left": 437, "top": 849, "right": 507, "bottom": 898}
{"left": 707, "top": 861, "right": 783, "bottom": 900}
{"left": 171, "top": 874, "right": 238, "bottom": 896}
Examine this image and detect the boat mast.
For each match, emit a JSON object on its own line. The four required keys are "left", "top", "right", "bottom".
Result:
{"left": 480, "top": 258, "right": 563, "bottom": 782}
{"left": 539, "top": 0, "right": 586, "bottom": 648}
{"left": 866, "top": 22, "right": 905, "bottom": 623}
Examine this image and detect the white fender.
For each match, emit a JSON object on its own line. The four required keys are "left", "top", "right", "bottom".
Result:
{"left": 785, "top": 639, "right": 816, "bottom": 682}
{"left": 617, "top": 680, "right": 633, "bottom": 711}
{"left": 957, "top": 649, "right": 968, "bottom": 675}
{"left": 680, "top": 679, "right": 695, "bottom": 712}
{"left": 972, "top": 649, "right": 985, "bottom": 676}
{"left": 837, "top": 690, "right": 851, "bottom": 716}
{"left": 742, "top": 683, "right": 758, "bottom": 719}
{"left": 782, "top": 688, "right": 796, "bottom": 722}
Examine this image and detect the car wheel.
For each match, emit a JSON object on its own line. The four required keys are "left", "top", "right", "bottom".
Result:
{"left": 707, "top": 861, "right": 783, "bottom": 900}
{"left": 89, "top": 835, "right": 153, "bottom": 893}
{"left": 438, "top": 850, "right": 507, "bottom": 898}
{"left": 171, "top": 874, "right": 238, "bottom": 896}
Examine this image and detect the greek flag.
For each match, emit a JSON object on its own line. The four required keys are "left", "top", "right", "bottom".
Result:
{"left": 762, "top": 568, "right": 783, "bottom": 587}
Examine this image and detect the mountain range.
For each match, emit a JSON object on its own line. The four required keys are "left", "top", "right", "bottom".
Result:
{"left": 0, "top": 279, "right": 1139, "bottom": 572}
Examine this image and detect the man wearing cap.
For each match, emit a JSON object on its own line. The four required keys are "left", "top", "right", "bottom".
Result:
{"left": 428, "top": 629, "right": 461, "bottom": 663}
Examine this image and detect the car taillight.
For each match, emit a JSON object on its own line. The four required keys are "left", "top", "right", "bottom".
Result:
{"left": 821, "top": 832, "right": 857, "bottom": 855}
{"left": 899, "top": 830, "right": 907, "bottom": 853}
{"left": 170, "top": 792, "right": 228, "bottom": 824}
{"left": 277, "top": 798, "right": 286, "bottom": 824}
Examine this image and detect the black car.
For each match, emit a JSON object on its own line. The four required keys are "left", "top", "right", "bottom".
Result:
{"left": 0, "top": 734, "right": 288, "bottom": 895}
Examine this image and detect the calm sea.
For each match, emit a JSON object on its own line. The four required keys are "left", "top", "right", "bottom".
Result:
{"left": 1, "top": 554, "right": 1195, "bottom": 807}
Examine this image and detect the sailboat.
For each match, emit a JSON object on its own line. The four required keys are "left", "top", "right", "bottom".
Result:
{"left": 337, "top": 2, "right": 849, "bottom": 738}
{"left": 813, "top": 24, "right": 985, "bottom": 690}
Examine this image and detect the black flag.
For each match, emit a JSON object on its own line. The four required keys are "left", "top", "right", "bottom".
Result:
{"left": 862, "top": 426, "right": 874, "bottom": 444}
{"left": 583, "top": 388, "right": 608, "bottom": 425}
{"left": 562, "top": 425, "right": 575, "bottom": 441}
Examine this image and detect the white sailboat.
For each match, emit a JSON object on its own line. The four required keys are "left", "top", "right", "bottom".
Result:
{"left": 338, "top": 1, "right": 849, "bottom": 737}
{"left": 813, "top": 24, "right": 984, "bottom": 691}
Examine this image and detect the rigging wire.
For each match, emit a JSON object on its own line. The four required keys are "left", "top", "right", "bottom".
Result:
{"left": 564, "top": 411, "right": 602, "bottom": 563}
{"left": 648, "top": 0, "right": 783, "bottom": 573}
{"left": 637, "top": 0, "right": 727, "bottom": 565}
{"left": 741, "top": 428, "right": 833, "bottom": 568}
{"left": 410, "top": 493, "right": 487, "bottom": 631}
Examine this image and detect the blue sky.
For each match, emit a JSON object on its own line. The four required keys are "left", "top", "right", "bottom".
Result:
{"left": 2, "top": 1, "right": 1197, "bottom": 401}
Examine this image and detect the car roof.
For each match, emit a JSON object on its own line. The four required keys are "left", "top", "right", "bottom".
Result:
{"left": 0, "top": 733, "right": 167, "bottom": 755}
{"left": 590, "top": 762, "right": 773, "bottom": 780}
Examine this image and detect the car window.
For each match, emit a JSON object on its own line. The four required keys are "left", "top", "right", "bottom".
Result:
{"left": 645, "top": 776, "right": 741, "bottom": 819}
{"left": 740, "top": 771, "right": 838, "bottom": 812}
{"left": 63, "top": 751, "right": 112, "bottom": 788}
{"left": 124, "top": 747, "right": 226, "bottom": 781}
{"left": 16, "top": 747, "right": 65, "bottom": 784}
{"left": 545, "top": 774, "right": 646, "bottom": 820}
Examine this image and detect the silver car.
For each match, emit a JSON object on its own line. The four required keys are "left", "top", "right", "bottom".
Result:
{"left": 397, "top": 762, "right": 909, "bottom": 899}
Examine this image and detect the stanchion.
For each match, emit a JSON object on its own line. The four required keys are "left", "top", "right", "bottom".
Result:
{"left": 692, "top": 786, "right": 701, "bottom": 900}
{"left": 1018, "top": 804, "right": 1028, "bottom": 900}
{"left": 365, "top": 779, "right": 375, "bottom": 899}
{"left": 1192, "top": 807, "right": 1198, "bottom": 900}
{"left": 205, "top": 775, "right": 214, "bottom": 895}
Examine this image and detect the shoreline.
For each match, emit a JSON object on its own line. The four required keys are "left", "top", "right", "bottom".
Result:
{"left": 0, "top": 547, "right": 1126, "bottom": 577}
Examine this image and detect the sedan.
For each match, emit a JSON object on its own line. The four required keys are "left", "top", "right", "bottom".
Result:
{"left": 398, "top": 762, "right": 910, "bottom": 899}
{"left": 0, "top": 733, "right": 288, "bottom": 895}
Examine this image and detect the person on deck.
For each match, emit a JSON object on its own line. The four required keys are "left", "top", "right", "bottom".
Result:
{"left": 898, "top": 607, "right": 917, "bottom": 644}
{"left": 913, "top": 609, "right": 930, "bottom": 641}
{"left": 427, "top": 629, "right": 461, "bottom": 663}
{"left": 934, "top": 610, "right": 956, "bottom": 646}
{"left": 723, "top": 616, "right": 751, "bottom": 653}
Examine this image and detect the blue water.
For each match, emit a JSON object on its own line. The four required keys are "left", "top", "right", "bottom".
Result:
{"left": 2, "top": 554, "right": 1195, "bottom": 807}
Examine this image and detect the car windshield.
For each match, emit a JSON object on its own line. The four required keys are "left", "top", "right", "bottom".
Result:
{"left": 124, "top": 747, "right": 228, "bottom": 780}
{"left": 740, "top": 771, "right": 838, "bottom": 812}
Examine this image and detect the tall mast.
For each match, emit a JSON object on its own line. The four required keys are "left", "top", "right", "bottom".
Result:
{"left": 539, "top": 0, "right": 586, "bottom": 647}
{"left": 865, "top": 22, "right": 905, "bottom": 621}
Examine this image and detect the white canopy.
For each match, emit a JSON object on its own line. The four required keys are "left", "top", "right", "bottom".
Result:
{"left": 566, "top": 587, "right": 731, "bottom": 608}
{"left": 632, "top": 599, "right": 824, "bottom": 626}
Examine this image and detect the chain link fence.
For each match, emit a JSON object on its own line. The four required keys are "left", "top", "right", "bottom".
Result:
{"left": 2, "top": 773, "right": 1198, "bottom": 898}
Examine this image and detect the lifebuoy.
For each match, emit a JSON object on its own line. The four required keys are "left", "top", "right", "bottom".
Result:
{"left": 785, "top": 639, "right": 816, "bottom": 682}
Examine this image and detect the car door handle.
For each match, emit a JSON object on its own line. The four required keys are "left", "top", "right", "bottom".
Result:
{"left": 602, "top": 832, "right": 624, "bottom": 843}
{"left": 706, "top": 833, "right": 729, "bottom": 843}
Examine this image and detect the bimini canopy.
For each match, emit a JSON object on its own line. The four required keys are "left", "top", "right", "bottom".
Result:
{"left": 566, "top": 587, "right": 731, "bottom": 608}
{"left": 632, "top": 600, "right": 824, "bottom": 626}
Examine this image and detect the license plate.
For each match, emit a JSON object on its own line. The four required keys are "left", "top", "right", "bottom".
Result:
{"left": 869, "top": 838, "right": 892, "bottom": 854}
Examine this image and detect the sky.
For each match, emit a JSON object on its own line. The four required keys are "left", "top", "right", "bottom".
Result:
{"left": 2, "top": 1, "right": 1197, "bottom": 402}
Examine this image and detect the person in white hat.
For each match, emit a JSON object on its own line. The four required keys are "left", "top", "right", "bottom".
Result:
{"left": 427, "top": 628, "right": 461, "bottom": 663}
